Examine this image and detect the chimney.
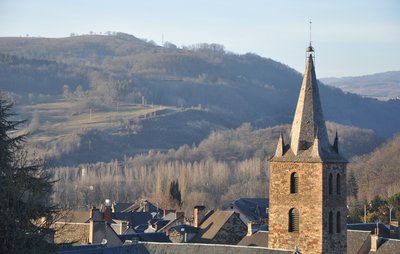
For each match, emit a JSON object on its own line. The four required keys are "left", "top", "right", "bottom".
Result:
{"left": 194, "top": 205, "right": 206, "bottom": 227}
{"left": 176, "top": 211, "right": 185, "bottom": 219}
{"left": 370, "top": 234, "right": 382, "bottom": 252}
{"left": 118, "top": 221, "right": 128, "bottom": 234}
{"left": 163, "top": 209, "right": 176, "bottom": 217}
{"left": 103, "top": 200, "right": 112, "bottom": 222}
{"left": 90, "top": 207, "right": 102, "bottom": 221}
{"left": 247, "top": 222, "right": 253, "bottom": 236}
{"left": 89, "top": 207, "right": 103, "bottom": 244}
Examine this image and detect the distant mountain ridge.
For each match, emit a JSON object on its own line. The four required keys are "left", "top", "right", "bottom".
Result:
{"left": 1, "top": 33, "right": 400, "bottom": 140}
{"left": 321, "top": 71, "right": 400, "bottom": 100}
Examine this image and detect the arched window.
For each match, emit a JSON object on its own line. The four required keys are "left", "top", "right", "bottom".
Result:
{"left": 288, "top": 208, "right": 299, "bottom": 233}
{"left": 336, "top": 174, "right": 341, "bottom": 195}
{"left": 290, "top": 172, "right": 299, "bottom": 194}
{"left": 336, "top": 212, "right": 341, "bottom": 233}
{"left": 329, "top": 211, "right": 333, "bottom": 234}
{"left": 329, "top": 173, "right": 333, "bottom": 195}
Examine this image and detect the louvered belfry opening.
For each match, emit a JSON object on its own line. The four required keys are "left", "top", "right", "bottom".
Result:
{"left": 336, "top": 212, "right": 341, "bottom": 233}
{"left": 288, "top": 208, "right": 300, "bottom": 232}
{"left": 290, "top": 172, "right": 299, "bottom": 194}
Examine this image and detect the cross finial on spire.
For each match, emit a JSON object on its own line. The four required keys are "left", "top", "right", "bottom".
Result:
{"left": 306, "top": 20, "right": 314, "bottom": 58}
{"left": 309, "top": 19, "right": 312, "bottom": 47}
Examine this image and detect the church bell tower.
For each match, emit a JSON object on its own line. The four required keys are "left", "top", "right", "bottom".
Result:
{"left": 267, "top": 41, "right": 347, "bottom": 253}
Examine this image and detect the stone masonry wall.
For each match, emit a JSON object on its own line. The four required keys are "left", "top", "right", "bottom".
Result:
{"left": 53, "top": 222, "right": 89, "bottom": 244}
{"left": 268, "top": 161, "right": 324, "bottom": 253}
{"left": 268, "top": 161, "right": 347, "bottom": 254}
{"left": 322, "top": 163, "right": 347, "bottom": 253}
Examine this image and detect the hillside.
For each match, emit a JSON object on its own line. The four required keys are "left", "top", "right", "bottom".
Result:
{"left": 17, "top": 98, "right": 379, "bottom": 166}
{"left": 321, "top": 71, "right": 400, "bottom": 101}
{"left": 349, "top": 133, "right": 400, "bottom": 201}
{"left": 1, "top": 33, "right": 400, "bottom": 162}
{"left": 0, "top": 53, "right": 88, "bottom": 95}
{"left": 51, "top": 121, "right": 381, "bottom": 209}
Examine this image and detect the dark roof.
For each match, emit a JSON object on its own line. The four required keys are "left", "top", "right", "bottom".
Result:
{"left": 347, "top": 223, "right": 390, "bottom": 238}
{"left": 112, "top": 202, "right": 134, "bottom": 212}
{"left": 119, "top": 232, "right": 171, "bottom": 243}
{"left": 142, "top": 242, "right": 293, "bottom": 254}
{"left": 198, "top": 211, "right": 236, "bottom": 240}
{"left": 169, "top": 224, "right": 200, "bottom": 234}
{"left": 134, "top": 224, "right": 149, "bottom": 233}
{"left": 371, "top": 238, "right": 400, "bottom": 254}
{"left": 112, "top": 212, "right": 152, "bottom": 228}
{"left": 258, "top": 224, "right": 268, "bottom": 231}
{"left": 149, "top": 218, "right": 159, "bottom": 224}
{"left": 122, "top": 199, "right": 162, "bottom": 214}
{"left": 238, "top": 231, "right": 268, "bottom": 247}
{"left": 154, "top": 220, "right": 170, "bottom": 231}
{"left": 60, "top": 244, "right": 148, "bottom": 254}
{"left": 122, "top": 227, "right": 136, "bottom": 235}
{"left": 347, "top": 230, "right": 371, "bottom": 254}
{"left": 157, "top": 215, "right": 186, "bottom": 232}
{"left": 231, "top": 198, "right": 269, "bottom": 222}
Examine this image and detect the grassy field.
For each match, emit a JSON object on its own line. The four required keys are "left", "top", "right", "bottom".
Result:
{"left": 17, "top": 100, "right": 179, "bottom": 146}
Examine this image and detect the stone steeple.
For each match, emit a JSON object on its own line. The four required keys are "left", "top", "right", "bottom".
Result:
{"left": 268, "top": 39, "right": 347, "bottom": 254}
{"left": 271, "top": 45, "right": 346, "bottom": 163}
{"left": 290, "top": 52, "right": 330, "bottom": 155}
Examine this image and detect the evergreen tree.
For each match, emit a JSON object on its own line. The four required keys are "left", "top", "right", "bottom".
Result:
{"left": 0, "top": 96, "right": 58, "bottom": 253}
{"left": 366, "top": 196, "right": 389, "bottom": 224}
{"left": 388, "top": 192, "right": 400, "bottom": 221}
{"left": 347, "top": 200, "right": 363, "bottom": 223}
{"left": 169, "top": 179, "right": 182, "bottom": 208}
{"left": 347, "top": 170, "right": 358, "bottom": 199}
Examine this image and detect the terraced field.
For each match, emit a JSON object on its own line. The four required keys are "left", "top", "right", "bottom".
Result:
{"left": 14, "top": 100, "right": 180, "bottom": 162}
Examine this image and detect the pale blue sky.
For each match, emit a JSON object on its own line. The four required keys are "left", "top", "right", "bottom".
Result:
{"left": 1, "top": 0, "right": 399, "bottom": 77}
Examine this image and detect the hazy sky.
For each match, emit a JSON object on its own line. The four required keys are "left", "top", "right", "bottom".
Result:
{"left": 1, "top": 0, "right": 399, "bottom": 77}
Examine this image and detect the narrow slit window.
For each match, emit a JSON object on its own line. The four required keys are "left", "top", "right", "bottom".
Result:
{"left": 290, "top": 172, "right": 299, "bottom": 194}
{"left": 288, "top": 208, "right": 299, "bottom": 233}
{"left": 329, "top": 173, "right": 333, "bottom": 195}
{"left": 336, "top": 174, "right": 341, "bottom": 195}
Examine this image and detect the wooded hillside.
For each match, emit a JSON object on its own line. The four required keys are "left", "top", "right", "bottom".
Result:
{"left": 1, "top": 33, "right": 399, "bottom": 211}
{"left": 350, "top": 134, "right": 400, "bottom": 201}
{"left": 1, "top": 33, "right": 400, "bottom": 139}
{"left": 51, "top": 122, "right": 381, "bottom": 212}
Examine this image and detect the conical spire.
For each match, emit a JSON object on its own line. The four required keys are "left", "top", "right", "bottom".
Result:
{"left": 311, "top": 129, "right": 322, "bottom": 158}
{"left": 290, "top": 52, "right": 330, "bottom": 155}
{"left": 275, "top": 132, "right": 285, "bottom": 157}
{"left": 333, "top": 131, "right": 339, "bottom": 153}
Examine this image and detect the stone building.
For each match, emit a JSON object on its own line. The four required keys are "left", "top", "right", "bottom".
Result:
{"left": 268, "top": 44, "right": 347, "bottom": 253}
{"left": 194, "top": 210, "right": 247, "bottom": 245}
{"left": 52, "top": 211, "right": 90, "bottom": 244}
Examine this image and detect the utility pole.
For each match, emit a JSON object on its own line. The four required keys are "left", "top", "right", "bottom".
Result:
{"left": 364, "top": 204, "right": 367, "bottom": 223}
